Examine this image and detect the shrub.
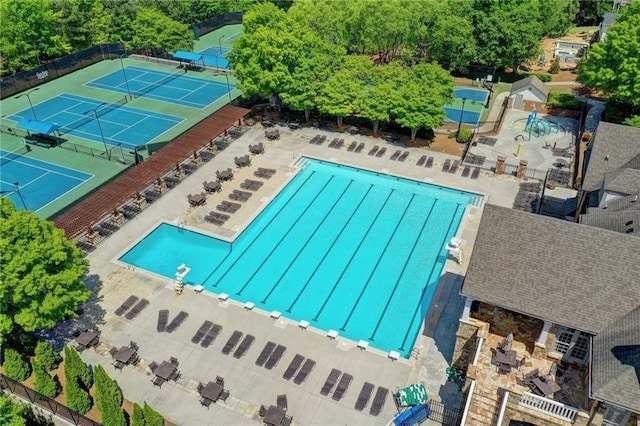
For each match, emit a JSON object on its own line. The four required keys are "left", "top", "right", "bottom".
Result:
{"left": 33, "top": 361, "right": 61, "bottom": 398}
{"left": 64, "top": 346, "right": 93, "bottom": 389}
{"left": 549, "top": 58, "right": 561, "bottom": 74}
{"left": 456, "top": 128, "right": 473, "bottom": 143}
{"left": 2, "top": 348, "right": 32, "bottom": 382}
{"left": 143, "top": 402, "right": 164, "bottom": 426}
{"left": 65, "top": 374, "right": 92, "bottom": 414}
{"left": 132, "top": 403, "right": 146, "bottom": 426}
{"left": 94, "top": 366, "right": 123, "bottom": 411}
{"left": 624, "top": 115, "right": 640, "bottom": 128}
{"left": 547, "top": 91, "right": 581, "bottom": 110}
{"left": 0, "top": 393, "right": 25, "bottom": 426}
{"left": 35, "top": 341, "right": 62, "bottom": 372}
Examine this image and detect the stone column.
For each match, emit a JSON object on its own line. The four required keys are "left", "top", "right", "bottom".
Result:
{"left": 495, "top": 155, "right": 506, "bottom": 175}
{"left": 533, "top": 320, "right": 552, "bottom": 358}
{"left": 461, "top": 298, "right": 473, "bottom": 322}
{"left": 516, "top": 160, "right": 528, "bottom": 179}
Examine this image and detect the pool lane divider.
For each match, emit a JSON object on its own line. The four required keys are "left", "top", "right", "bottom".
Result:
{"left": 369, "top": 199, "right": 437, "bottom": 341}
{"left": 397, "top": 203, "right": 462, "bottom": 352}
{"left": 286, "top": 181, "right": 369, "bottom": 313}
{"left": 267, "top": 180, "right": 354, "bottom": 308}
{"left": 339, "top": 193, "right": 416, "bottom": 332}
{"left": 256, "top": 176, "right": 335, "bottom": 302}
{"left": 312, "top": 187, "right": 392, "bottom": 322}
{"left": 210, "top": 171, "right": 316, "bottom": 287}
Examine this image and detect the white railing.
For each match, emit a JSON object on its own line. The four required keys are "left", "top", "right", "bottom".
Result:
{"left": 459, "top": 379, "right": 476, "bottom": 425}
{"left": 519, "top": 392, "right": 578, "bottom": 423}
{"left": 472, "top": 336, "right": 484, "bottom": 365}
{"left": 495, "top": 390, "right": 510, "bottom": 425}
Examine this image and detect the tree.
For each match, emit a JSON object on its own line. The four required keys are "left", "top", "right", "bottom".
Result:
{"left": 53, "top": 0, "right": 96, "bottom": 50}
{"left": 63, "top": 346, "right": 93, "bottom": 389}
{"left": 64, "top": 374, "right": 91, "bottom": 414}
{"left": 130, "top": 7, "right": 193, "bottom": 52}
{"left": 33, "top": 360, "right": 61, "bottom": 398}
{"left": 2, "top": 348, "right": 31, "bottom": 382}
{"left": 359, "top": 62, "right": 405, "bottom": 134}
{"left": 576, "top": 0, "right": 613, "bottom": 26}
{"left": 94, "top": 365, "right": 126, "bottom": 426}
{"left": 0, "top": 199, "right": 89, "bottom": 347}
{"left": 577, "top": 1, "right": 640, "bottom": 105}
{"left": 131, "top": 403, "right": 146, "bottom": 426}
{"left": 538, "top": 0, "right": 579, "bottom": 38}
{"left": 142, "top": 402, "right": 164, "bottom": 426}
{"left": 0, "top": 393, "right": 25, "bottom": 426}
{"left": 35, "top": 340, "right": 62, "bottom": 372}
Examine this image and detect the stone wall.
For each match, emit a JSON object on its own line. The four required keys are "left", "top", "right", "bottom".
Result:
{"left": 452, "top": 320, "right": 481, "bottom": 371}
{"left": 503, "top": 392, "right": 592, "bottom": 426}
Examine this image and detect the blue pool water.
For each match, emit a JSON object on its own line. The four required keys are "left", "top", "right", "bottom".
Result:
{"left": 120, "top": 159, "right": 478, "bottom": 357}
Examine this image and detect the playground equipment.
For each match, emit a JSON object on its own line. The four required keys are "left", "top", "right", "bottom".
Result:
{"left": 523, "top": 110, "right": 560, "bottom": 140}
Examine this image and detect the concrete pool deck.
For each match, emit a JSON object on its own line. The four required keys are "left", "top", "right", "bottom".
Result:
{"left": 77, "top": 124, "right": 527, "bottom": 425}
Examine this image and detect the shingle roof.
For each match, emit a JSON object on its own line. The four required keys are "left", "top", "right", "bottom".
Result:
{"left": 579, "top": 210, "right": 640, "bottom": 236}
{"left": 587, "top": 193, "right": 640, "bottom": 213}
{"left": 582, "top": 122, "right": 640, "bottom": 191}
{"left": 461, "top": 204, "right": 640, "bottom": 333}
{"left": 602, "top": 168, "right": 640, "bottom": 195}
{"left": 591, "top": 306, "right": 640, "bottom": 413}
{"left": 510, "top": 75, "right": 550, "bottom": 98}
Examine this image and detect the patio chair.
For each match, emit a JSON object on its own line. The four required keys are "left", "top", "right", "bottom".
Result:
{"left": 148, "top": 361, "right": 158, "bottom": 372}
{"left": 354, "top": 382, "right": 374, "bottom": 411}
{"left": 222, "top": 331, "right": 243, "bottom": 355}
{"left": 522, "top": 368, "right": 540, "bottom": 386}
{"left": 170, "top": 356, "right": 179, "bottom": 366}
{"left": 200, "top": 397, "right": 212, "bottom": 409}
{"left": 219, "top": 389, "right": 230, "bottom": 402}
{"left": 259, "top": 405, "right": 267, "bottom": 417}
{"left": 216, "top": 376, "right": 225, "bottom": 386}
{"left": 114, "top": 295, "right": 139, "bottom": 316}
{"left": 375, "top": 147, "right": 387, "bottom": 158}
{"left": 282, "top": 415, "right": 293, "bottom": 426}
{"left": 192, "top": 321, "right": 213, "bottom": 344}
{"left": 197, "top": 382, "right": 204, "bottom": 393}
{"left": 369, "top": 387, "right": 389, "bottom": 416}
{"left": 425, "top": 156, "right": 434, "bottom": 168}
{"left": 166, "top": 311, "right": 188, "bottom": 333}
{"left": 113, "top": 360, "right": 125, "bottom": 371}
{"left": 256, "top": 341, "right": 277, "bottom": 367}
{"left": 156, "top": 309, "right": 169, "bottom": 332}
{"left": 277, "top": 394, "right": 288, "bottom": 411}
{"left": 125, "top": 298, "right": 149, "bottom": 320}
{"left": 129, "top": 341, "right": 139, "bottom": 350}
{"left": 320, "top": 368, "right": 341, "bottom": 396}
{"left": 152, "top": 376, "right": 165, "bottom": 388}
{"left": 265, "top": 344, "right": 287, "bottom": 370}
{"left": 368, "top": 145, "right": 379, "bottom": 156}
{"left": 498, "top": 363, "right": 512, "bottom": 375}
{"left": 442, "top": 159, "right": 451, "bottom": 172}
{"left": 471, "top": 166, "right": 480, "bottom": 179}
{"left": 201, "top": 324, "right": 222, "bottom": 348}
{"left": 293, "top": 358, "right": 316, "bottom": 385}
{"left": 283, "top": 354, "right": 305, "bottom": 380}
{"left": 517, "top": 357, "right": 527, "bottom": 370}
{"left": 109, "top": 347, "right": 118, "bottom": 357}
{"left": 331, "top": 373, "right": 353, "bottom": 401}
{"left": 417, "top": 155, "right": 427, "bottom": 166}
{"left": 169, "top": 370, "right": 180, "bottom": 381}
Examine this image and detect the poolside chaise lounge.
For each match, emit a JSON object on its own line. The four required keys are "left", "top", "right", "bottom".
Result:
{"left": 191, "top": 321, "right": 213, "bottom": 344}
{"left": 375, "top": 147, "right": 387, "bottom": 158}
{"left": 354, "top": 382, "right": 375, "bottom": 411}
{"left": 425, "top": 156, "right": 434, "bottom": 168}
{"left": 335, "top": 139, "right": 344, "bottom": 149}
{"left": 222, "top": 330, "right": 243, "bottom": 355}
{"left": 115, "top": 295, "right": 139, "bottom": 316}
{"left": 320, "top": 368, "right": 342, "bottom": 396}
{"left": 264, "top": 344, "right": 287, "bottom": 369}
{"left": 328, "top": 138, "right": 338, "bottom": 148}
{"left": 449, "top": 160, "right": 460, "bottom": 173}
{"left": 283, "top": 354, "right": 305, "bottom": 380}
{"left": 256, "top": 341, "right": 277, "bottom": 367}
{"left": 347, "top": 141, "right": 357, "bottom": 151}
{"left": 368, "top": 145, "right": 379, "bottom": 156}
{"left": 332, "top": 373, "right": 353, "bottom": 401}
{"left": 293, "top": 358, "right": 316, "bottom": 385}
{"left": 442, "top": 159, "right": 451, "bottom": 172}
{"left": 355, "top": 142, "right": 365, "bottom": 153}
{"left": 156, "top": 309, "right": 169, "bottom": 332}
{"left": 462, "top": 165, "right": 471, "bottom": 177}
{"left": 398, "top": 151, "right": 409, "bottom": 162}
{"left": 471, "top": 166, "right": 480, "bottom": 179}
{"left": 369, "top": 387, "right": 389, "bottom": 416}
{"left": 166, "top": 311, "right": 188, "bottom": 333}
{"left": 416, "top": 155, "right": 427, "bottom": 166}
{"left": 233, "top": 334, "right": 255, "bottom": 359}
{"left": 125, "top": 298, "right": 149, "bottom": 320}
{"left": 390, "top": 150, "right": 401, "bottom": 161}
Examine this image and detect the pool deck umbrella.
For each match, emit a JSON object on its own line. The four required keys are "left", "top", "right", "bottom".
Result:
{"left": 16, "top": 118, "right": 60, "bottom": 135}
{"left": 396, "top": 383, "right": 428, "bottom": 407}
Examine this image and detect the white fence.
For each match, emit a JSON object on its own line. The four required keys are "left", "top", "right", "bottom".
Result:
{"left": 519, "top": 392, "right": 578, "bottom": 423}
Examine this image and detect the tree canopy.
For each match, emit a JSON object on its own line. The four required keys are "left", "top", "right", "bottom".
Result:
{"left": 577, "top": 1, "right": 640, "bottom": 106}
{"left": 0, "top": 199, "right": 90, "bottom": 347}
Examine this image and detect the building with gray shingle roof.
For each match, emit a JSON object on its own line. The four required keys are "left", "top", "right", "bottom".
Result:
{"left": 509, "top": 75, "right": 550, "bottom": 105}
{"left": 579, "top": 210, "right": 639, "bottom": 236}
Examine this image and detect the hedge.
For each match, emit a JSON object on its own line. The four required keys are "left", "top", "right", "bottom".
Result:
{"left": 132, "top": 403, "right": 146, "bottom": 426}
{"left": 33, "top": 360, "right": 61, "bottom": 398}
{"left": 2, "top": 348, "right": 31, "bottom": 382}
{"left": 64, "top": 374, "right": 92, "bottom": 414}
{"left": 35, "top": 341, "right": 62, "bottom": 372}
{"left": 64, "top": 346, "right": 93, "bottom": 388}
{"left": 143, "top": 402, "right": 165, "bottom": 426}
{"left": 94, "top": 365, "right": 125, "bottom": 426}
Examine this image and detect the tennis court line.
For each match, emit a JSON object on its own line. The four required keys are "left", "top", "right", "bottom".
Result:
{"left": 18, "top": 171, "right": 89, "bottom": 213}
{"left": 0, "top": 150, "right": 94, "bottom": 181}
{"left": 225, "top": 31, "right": 241, "bottom": 42}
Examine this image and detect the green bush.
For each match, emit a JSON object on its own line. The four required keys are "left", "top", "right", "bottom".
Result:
{"left": 456, "top": 128, "right": 473, "bottom": 143}
{"left": 624, "top": 115, "right": 640, "bottom": 128}
{"left": 549, "top": 58, "right": 561, "bottom": 74}
{"left": 94, "top": 366, "right": 123, "bottom": 412}
{"left": 35, "top": 341, "right": 62, "bottom": 372}
{"left": 0, "top": 393, "right": 25, "bottom": 426}
{"left": 64, "top": 375, "right": 92, "bottom": 414}
{"left": 64, "top": 346, "right": 93, "bottom": 389}
{"left": 132, "top": 403, "right": 146, "bottom": 426}
{"left": 2, "top": 348, "right": 32, "bottom": 382}
{"left": 143, "top": 402, "right": 164, "bottom": 426}
{"left": 547, "top": 91, "right": 581, "bottom": 110}
{"left": 33, "top": 361, "right": 61, "bottom": 398}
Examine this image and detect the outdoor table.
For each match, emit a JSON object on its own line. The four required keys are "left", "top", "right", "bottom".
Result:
{"left": 190, "top": 194, "right": 205, "bottom": 205}
{"left": 218, "top": 170, "right": 232, "bottom": 180}
{"left": 200, "top": 381, "right": 223, "bottom": 402}
{"left": 114, "top": 347, "right": 136, "bottom": 364}
{"left": 154, "top": 361, "right": 177, "bottom": 381}
{"left": 532, "top": 377, "right": 561, "bottom": 397}
{"left": 76, "top": 331, "right": 98, "bottom": 348}
{"left": 205, "top": 181, "right": 220, "bottom": 192}
{"left": 494, "top": 349, "right": 518, "bottom": 366}
{"left": 263, "top": 405, "right": 286, "bottom": 426}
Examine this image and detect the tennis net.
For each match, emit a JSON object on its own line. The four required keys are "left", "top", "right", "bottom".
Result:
{"left": 59, "top": 97, "right": 128, "bottom": 135}
{"left": 132, "top": 68, "right": 186, "bottom": 98}
{"left": 1, "top": 145, "right": 31, "bottom": 166}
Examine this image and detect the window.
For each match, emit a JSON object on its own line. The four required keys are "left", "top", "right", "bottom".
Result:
{"left": 602, "top": 403, "right": 630, "bottom": 426}
{"left": 551, "top": 327, "right": 590, "bottom": 364}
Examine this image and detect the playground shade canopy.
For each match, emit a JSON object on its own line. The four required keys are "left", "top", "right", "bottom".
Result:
{"left": 17, "top": 118, "right": 60, "bottom": 135}
{"left": 173, "top": 51, "right": 203, "bottom": 62}
{"left": 396, "top": 383, "right": 428, "bottom": 407}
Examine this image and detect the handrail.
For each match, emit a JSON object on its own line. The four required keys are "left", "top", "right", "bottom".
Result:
{"left": 519, "top": 392, "right": 578, "bottom": 423}
{"left": 472, "top": 336, "right": 484, "bottom": 366}
{"left": 496, "top": 390, "right": 510, "bottom": 425}
{"left": 459, "top": 379, "right": 476, "bottom": 425}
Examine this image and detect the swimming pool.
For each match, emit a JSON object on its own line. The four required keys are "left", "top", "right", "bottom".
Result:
{"left": 120, "top": 159, "right": 479, "bottom": 357}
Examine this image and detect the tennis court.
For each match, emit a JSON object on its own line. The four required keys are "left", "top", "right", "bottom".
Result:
{"left": 444, "top": 87, "right": 488, "bottom": 126}
{"left": 86, "top": 66, "right": 234, "bottom": 109}
{"left": 1, "top": 148, "right": 93, "bottom": 212}
{"left": 8, "top": 93, "right": 184, "bottom": 151}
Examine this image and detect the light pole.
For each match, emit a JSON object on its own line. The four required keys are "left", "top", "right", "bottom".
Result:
{"left": 119, "top": 53, "right": 132, "bottom": 99}
{"left": 457, "top": 97, "right": 467, "bottom": 138}
{"left": 83, "top": 103, "right": 111, "bottom": 160}
{"left": 15, "top": 87, "right": 40, "bottom": 121}
{"left": 218, "top": 35, "right": 225, "bottom": 57}
{"left": 0, "top": 182, "right": 28, "bottom": 210}
{"left": 223, "top": 73, "right": 232, "bottom": 102}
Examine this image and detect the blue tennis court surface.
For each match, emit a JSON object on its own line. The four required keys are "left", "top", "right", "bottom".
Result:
{"left": 199, "top": 46, "right": 232, "bottom": 57}
{"left": 1, "top": 149, "right": 93, "bottom": 212}
{"left": 454, "top": 88, "right": 489, "bottom": 104}
{"left": 444, "top": 87, "right": 488, "bottom": 126}
{"left": 8, "top": 93, "right": 183, "bottom": 150}
{"left": 444, "top": 107, "right": 482, "bottom": 126}
{"left": 86, "top": 66, "right": 234, "bottom": 108}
